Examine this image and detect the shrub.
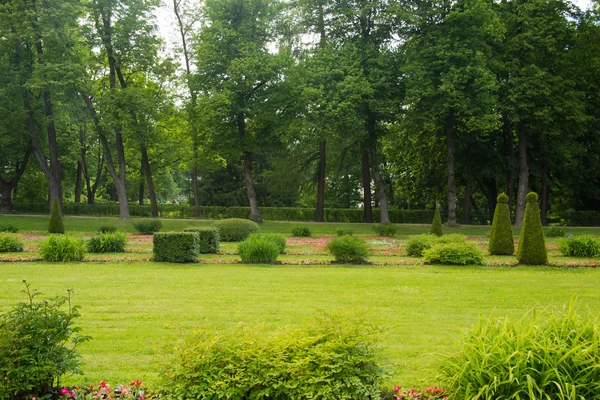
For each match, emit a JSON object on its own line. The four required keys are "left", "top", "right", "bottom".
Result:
{"left": 0, "top": 224, "right": 18, "bottom": 233}
{"left": 40, "top": 235, "right": 85, "bottom": 262}
{"left": 248, "top": 233, "right": 286, "bottom": 254}
{"left": 336, "top": 228, "right": 353, "bottom": 236}
{"left": 87, "top": 232, "right": 126, "bottom": 253}
{"left": 183, "top": 227, "right": 220, "bottom": 254}
{"left": 488, "top": 193, "right": 514, "bottom": 255}
{"left": 440, "top": 302, "right": 600, "bottom": 399}
{"left": 238, "top": 236, "right": 280, "bottom": 263}
{"left": 133, "top": 219, "right": 163, "bottom": 234}
{"left": 292, "top": 225, "right": 311, "bottom": 237}
{"left": 430, "top": 204, "right": 443, "bottom": 236}
{"left": 99, "top": 225, "right": 117, "bottom": 234}
{"left": 373, "top": 224, "right": 397, "bottom": 237}
{"left": 153, "top": 232, "right": 200, "bottom": 263}
{"left": 0, "top": 233, "right": 24, "bottom": 252}
{"left": 423, "top": 242, "right": 484, "bottom": 265}
{"left": 161, "top": 314, "right": 385, "bottom": 400}
{"left": 327, "top": 235, "right": 369, "bottom": 263}
{"left": 544, "top": 227, "right": 565, "bottom": 237}
{"left": 0, "top": 282, "right": 89, "bottom": 399}
{"left": 213, "top": 218, "right": 260, "bottom": 242}
{"left": 405, "top": 234, "right": 467, "bottom": 257}
{"left": 558, "top": 234, "right": 600, "bottom": 257}
{"left": 48, "top": 198, "right": 64, "bottom": 234}
{"left": 516, "top": 192, "right": 547, "bottom": 265}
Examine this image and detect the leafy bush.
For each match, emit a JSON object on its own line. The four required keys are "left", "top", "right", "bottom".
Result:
{"left": 48, "top": 198, "right": 64, "bottom": 234}
{"left": 292, "top": 225, "right": 311, "bottom": 237}
{"left": 248, "top": 233, "right": 286, "bottom": 254}
{"left": 440, "top": 302, "right": 600, "bottom": 399}
{"left": 327, "top": 235, "right": 369, "bottom": 263}
{"left": 430, "top": 204, "right": 443, "bottom": 236}
{"left": 488, "top": 193, "right": 514, "bottom": 255}
{"left": 373, "top": 224, "right": 397, "bottom": 237}
{"left": 423, "top": 242, "right": 484, "bottom": 265}
{"left": 0, "top": 224, "right": 18, "bottom": 233}
{"left": 213, "top": 218, "right": 260, "bottom": 242}
{"left": 153, "top": 232, "right": 200, "bottom": 263}
{"left": 87, "top": 232, "right": 126, "bottom": 253}
{"left": 40, "top": 235, "right": 85, "bottom": 262}
{"left": 544, "top": 226, "right": 566, "bottom": 237}
{"left": 336, "top": 228, "right": 353, "bottom": 236}
{"left": 238, "top": 235, "right": 280, "bottom": 263}
{"left": 161, "top": 314, "right": 385, "bottom": 400}
{"left": 0, "top": 282, "right": 89, "bottom": 399}
{"left": 0, "top": 233, "right": 24, "bottom": 252}
{"left": 516, "top": 192, "right": 547, "bottom": 265}
{"left": 559, "top": 234, "right": 600, "bottom": 257}
{"left": 183, "top": 227, "right": 220, "bottom": 253}
{"left": 98, "top": 225, "right": 117, "bottom": 234}
{"left": 133, "top": 219, "right": 163, "bottom": 234}
{"left": 405, "top": 234, "right": 467, "bottom": 257}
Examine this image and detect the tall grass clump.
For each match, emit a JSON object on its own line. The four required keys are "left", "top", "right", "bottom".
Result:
{"left": 238, "top": 235, "right": 280, "bottom": 263}
{"left": 373, "top": 224, "right": 397, "bottom": 237}
{"left": 440, "top": 301, "right": 600, "bottom": 399}
{"left": 559, "top": 234, "right": 600, "bottom": 257}
{"left": 292, "top": 225, "right": 311, "bottom": 237}
{"left": 327, "top": 235, "right": 369, "bottom": 263}
{"left": 87, "top": 231, "right": 126, "bottom": 253}
{"left": 488, "top": 193, "right": 514, "bottom": 255}
{"left": 133, "top": 220, "right": 162, "bottom": 234}
{"left": 40, "top": 235, "right": 85, "bottom": 262}
{"left": 545, "top": 227, "right": 566, "bottom": 237}
{"left": 247, "top": 233, "right": 286, "bottom": 254}
{"left": 0, "top": 224, "right": 18, "bottom": 233}
{"left": 0, "top": 233, "right": 24, "bottom": 252}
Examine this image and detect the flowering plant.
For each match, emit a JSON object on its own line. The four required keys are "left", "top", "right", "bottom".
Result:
{"left": 57, "top": 381, "right": 154, "bottom": 400}
{"left": 392, "top": 385, "right": 447, "bottom": 399}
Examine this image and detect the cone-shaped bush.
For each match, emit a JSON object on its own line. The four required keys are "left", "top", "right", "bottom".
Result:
{"left": 430, "top": 204, "right": 443, "bottom": 236}
{"left": 516, "top": 192, "right": 547, "bottom": 265}
{"left": 489, "top": 193, "right": 514, "bottom": 255}
{"left": 48, "top": 198, "right": 64, "bottom": 234}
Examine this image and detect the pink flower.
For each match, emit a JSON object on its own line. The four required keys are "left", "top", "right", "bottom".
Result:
{"left": 394, "top": 386, "right": 402, "bottom": 392}
{"left": 60, "top": 388, "right": 69, "bottom": 395}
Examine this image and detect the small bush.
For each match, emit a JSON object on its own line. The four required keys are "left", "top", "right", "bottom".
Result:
{"left": 238, "top": 236, "right": 280, "bottom": 263}
{"left": 423, "top": 242, "right": 484, "bottom": 265}
{"left": 248, "top": 233, "right": 286, "bottom": 254}
{"left": 292, "top": 225, "right": 311, "bottom": 237}
{"left": 213, "top": 218, "right": 260, "bottom": 242}
{"left": 183, "top": 227, "right": 220, "bottom": 253}
{"left": 373, "top": 224, "right": 397, "bottom": 237}
{"left": 544, "top": 227, "right": 566, "bottom": 237}
{"left": 98, "top": 225, "right": 117, "bottom": 234}
{"left": 327, "top": 235, "right": 369, "bottom": 263}
{"left": 405, "top": 234, "right": 467, "bottom": 257}
{"left": 133, "top": 219, "right": 163, "bottom": 234}
{"left": 0, "top": 233, "right": 24, "bottom": 252}
{"left": 48, "top": 198, "right": 64, "bottom": 234}
{"left": 488, "top": 193, "right": 514, "bottom": 255}
{"left": 40, "top": 235, "right": 85, "bottom": 262}
{"left": 559, "top": 234, "right": 600, "bottom": 257}
{"left": 0, "top": 224, "right": 18, "bottom": 233}
{"left": 87, "top": 232, "right": 126, "bottom": 253}
{"left": 516, "top": 192, "right": 547, "bottom": 265}
{"left": 153, "top": 232, "right": 200, "bottom": 263}
{"left": 336, "top": 228, "right": 353, "bottom": 236}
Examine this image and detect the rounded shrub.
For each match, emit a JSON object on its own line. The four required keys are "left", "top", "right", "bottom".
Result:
{"left": 558, "top": 234, "right": 600, "bottom": 257}
{"left": 430, "top": 204, "right": 443, "bottom": 236}
{"left": 488, "top": 193, "right": 514, "bottom": 255}
{"left": 40, "top": 235, "right": 85, "bottom": 262}
{"left": 87, "top": 232, "right": 126, "bottom": 253}
{"left": 544, "top": 227, "right": 566, "bottom": 237}
{"left": 405, "top": 234, "right": 437, "bottom": 257}
{"left": 0, "top": 224, "right": 18, "bottom": 233}
{"left": 292, "top": 225, "right": 311, "bottom": 237}
{"left": 327, "top": 236, "right": 369, "bottom": 263}
{"left": 214, "top": 218, "right": 260, "bottom": 242}
{"left": 0, "top": 233, "right": 24, "bottom": 252}
{"left": 48, "top": 198, "right": 64, "bottom": 234}
{"left": 423, "top": 242, "right": 484, "bottom": 265}
{"left": 248, "top": 233, "right": 286, "bottom": 254}
{"left": 133, "top": 219, "right": 162, "bottom": 234}
{"left": 373, "top": 224, "right": 397, "bottom": 237}
{"left": 98, "top": 225, "right": 117, "bottom": 234}
{"left": 238, "top": 235, "right": 280, "bottom": 263}
{"left": 336, "top": 228, "right": 353, "bottom": 236}
{"left": 516, "top": 192, "right": 547, "bottom": 265}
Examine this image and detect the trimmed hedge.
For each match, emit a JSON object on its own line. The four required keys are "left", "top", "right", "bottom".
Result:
{"left": 0, "top": 233, "right": 24, "bottom": 252}
{"left": 183, "top": 227, "right": 220, "bottom": 254}
{"left": 48, "top": 199, "right": 64, "bottom": 234}
{"left": 488, "top": 193, "right": 514, "bottom": 255}
{"left": 153, "top": 232, "right": 200, "bottom": 263}
{"left": 516, "top": 192, "right": 547, "bottom": 265}
{"left": 431, "top": 204, "right": 443, "bottom": 236}
{"left": 213, "top": 218, "right": 260, "bottom": 242}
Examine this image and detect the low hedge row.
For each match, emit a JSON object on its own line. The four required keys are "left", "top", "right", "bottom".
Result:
{"left": 182, "top": 227, "right": 220, "bottom": 253}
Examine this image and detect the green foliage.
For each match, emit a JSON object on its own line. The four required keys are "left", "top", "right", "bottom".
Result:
{"left": 48, "top": 198, "right": 64, "bottom": 234}
{"left": 373, "top": 224, "right": 397, "bottom": 237}
{"left": 0, "top": 283, "right": 89, "bottom": 400}
{"left": 238, "top": 236, "right": 280, "bottom": 263}
{"left": 0, "top": 225, "right": 18, "bottom": 233}
{"left": 248, "top": 233, "right": 286, "bottom": 254}
{"left": 87, "top": 232, "right": 127, "bottom": 253}
{"left": 39, "top": 235, "right": 85, "bottom": 262}
{"left": 423, "top": 242, "right": 484, "bottom": 265}
{"left": 516, "top": 192, "right": 547, "bottom": 265}
{"left": 440, "top": 301, "right": 600, "bottom": 399}
{"left": 0, "top": 233, "right": 24, "bottom": 252}
{"left": 292, "top": 225, "right": 311, "bottom": 237}
{"left": 488, "top": 193, "right": 514, "bottom": 255}
{"left": 430, "top": 205, "right": 443, "bottom": 236}
{"left": 99, "top": 225, "right": 117, "bottom": 234}
{"left": 327, "top": 236, "right": 369, "bottom": 264}
{"left": 405, "top": 234, "right": 467, "bottom": 257}
{"left": 160, "top": 314, "right": 385, "bottom": 399}
{"left": 133, "top": 220, "right": 163, "bottom": 235}
{"left": 559, "top": 235, "right": 600, "bottom": 257}
{"left": 336, "top": 228, "right": 353, "bottom": 236}
{"left": 213, "top": 218, "right": 260, "bottom": 242}
{"left": 153, "top": 232, "right": 200, "bottom": 263}
{"left": 545, "top": 227, "right": 566, "bottom": 237}
{"left": 183, "top": 227, "right": 220, "bottom": 254}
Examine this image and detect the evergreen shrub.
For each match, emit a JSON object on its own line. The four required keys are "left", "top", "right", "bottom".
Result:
{"left": 430, "top": 204, "right": 443, "bottom": 236}
{"left": 423, "top": 242, "right": 484, "bottom": 265}
{"left": 0, "top": 224, "right": 18, "bottom": 233}
{"left": 488, "top": 193, "right": 514, "bottom": 255}
{"left": 48, "top": 198, "right": 64, "bottom": 234}
{"left": 153, "top": 232, "right": 200, "bottom": 263}
{"left": 247, "top": 233, "right": 286, "bottom": 254}
{"left": 373, "top": 224, "right": 397, "bottom": 237}
{"left": 544, "top": 227, "right": 565, "bottom": 237}
{"left": 292, "top": 225, "right": 311, "bottom": 237}
{"left": 40, "top": 235, "right": 85, "bottom": 262}
{"left": 183, "top": 227, "right": 220, "bottom": 254}
{"left": 516, "top": 192, "right": 547, "bottom": 265}
{"left": 133, "top": 219, "right": 162, "bottom": 234}
{"left": 327, "top": 236, "right": 369, "bottom": 263}
{"left": 558, "top": 234, "right": 600, "bottom": 257}
{"left": 0, "top": 233, "right": 24, "bottom": 252}
{"left": 87, "top": 232, "right": 126, "bottom": 253}
{"left": 238, "top": 235, "right": 280, "bottom": 263}
{"left": 213, "top": 218, "right": 260, "bottom": 242}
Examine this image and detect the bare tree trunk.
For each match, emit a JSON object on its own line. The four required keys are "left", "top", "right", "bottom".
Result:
{"left": 463, "top": 158, "right": 473, "bottom": 224}
{"left": 514, "top": 120, "right": 528, "bottom": 227}
{"left": 541, "top": 153, "right": 549, "bottom": 226}
{"left": 138, "top": 162, "right": 145, "bottom": 206}
{"left": 447, "top": 127, "right": 457, "bottom": 225}
{"left": 485, "top": 177, "right": 498, "bottom": 224}
{"left": 192, "top": 165, "right": 200, "bottom": 218}
{"left": 503, "top": 116, "right": 515, "bottom": 212}
{"left": 361, "top": 150, "right": 373, "bottom": 223}
{"left": 370, "top": 148, "right": 389, "bottom": 224}
{"left": 0, "top": 151, "right": 30, "bottom": 212}
{"left": 141, "top": 145, "right": 159, "bottom": 218}
{"left": 315, "top": 139, "right": 326, "bottom": 222}
{"left": 75, "top": 161, "right": 83, "bottom": 203}
{"left": 244, "top": 151, "right": 262, "bottom": 222}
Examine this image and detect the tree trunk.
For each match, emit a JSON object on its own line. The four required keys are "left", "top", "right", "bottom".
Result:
{"left": 370, "top": 148, "right": 389, "bottom": 224}
{"left": 141, "top": 145, "right": 159, "bottom": 218}
{"left": 484, "top": 177, "right": 497, "bottom": 224}
{"left": 447, "top": 127, "right": 457, "bottom": 225}
{"left": 75, "top": 161, "right": 83, "bottom": 203}
{"left": 463, "top": 158, "right": 473, "bottom": 225}
{"left": 541, "top": 153, "right": 549, "bottom": 226}
{"left": 514, "top": 120, "right": 528, "bottom": 227}
{"left": 0, "top": 150, "right": 30, "bottom": 212}
{"left": 503, "top": 115, "right": 515, "bottom": 212}
{"left": 192, "top": 165, "right": 200, "bottom": 218}
{"left": 361, "top": 150, "right": 373, "bottom": 223}
{"left": 315, "top": 139, "right": 326, "bottom": 222}
{"left": 243, "top": 151, "right": 262, "bottom": 223}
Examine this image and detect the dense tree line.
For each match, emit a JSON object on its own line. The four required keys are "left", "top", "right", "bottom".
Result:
{"left": 1, "top": 0, "right": 598, "bottom": 225}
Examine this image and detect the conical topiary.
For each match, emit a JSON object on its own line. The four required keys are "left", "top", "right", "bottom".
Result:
{"left": 489, "top": 193, "right": 514, "bottom": 255}
{"left": 430, "top": 204, "right": 443, "bottom": 236}
{"left": 516, "top": 192, "right": 547, "bottom": 265}
{"left": 48, "top": 198, "right": 64, "bottom": 234}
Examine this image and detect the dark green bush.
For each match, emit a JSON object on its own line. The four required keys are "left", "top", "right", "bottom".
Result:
{"left": 238, "top": 235, "right": 280, "bottom": 263}
{"left": 0, "top": 283, "right": 89, "bottom": 399}
{"left": 336, "top": 228, "right": 353, "bottom": 236}
{"left": 405, "top": 234, "right": 467, "bottom": 257}
{"left": 87, "top": 232, "right": 126, "bottom": 253}
{"left": 516, "top": 192, "right": 547, "bottom": 265}
{"left": 0, "top": 233, "right": 24, "bottom": 252}
{"left": 327, "top": 235, "right": 369, "bottom": 263}
{"left": 373, "top": 224, "right": 397, "bottom": 237}
{"left": 133, "top": 219, "right": 163, "bottom": 234}
{"left": 488, "top": 193, "right": 514, "bottom": 255}
{"left": 48, "top": 198, "right": 64, "bottom": 234}
{"left": 292, "top": 225, "right": 311, "bottom": 237}
{"left": 161, "top": 314, "right": 385, "bottom": 400}
{"left": 183, "top": 227, "right": 220, "bottom": 254}
{"left": 558, "top": 234, "right": 600, "bottom": 257}
{"left": 0, "top": 224, "right": 18, "bottom": 233}
{"left": 440, "top": 302, "right": 600, "bottom": 399}
{"left": 423, "top": 242, "right": 484, "bottom": 265}
{"left": 213, "top": 218, "right": 260, "bottom": 242}
{"left": 248, "top": 233, "right": 286, "bottom": 254}
{"left": 98, "top": 225, "right": 117, "bottom": 234}
{"left": 430, "top": 204, "right": 443, "bottom": 236}
{"left": 544, "top": 227, "right": 566, "bottom": 237}
{"left": 153, "top": 232, "right": 200, "bottom": 263}
{"left": 40, "top": 235, "right": 85, "bottom": 262}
